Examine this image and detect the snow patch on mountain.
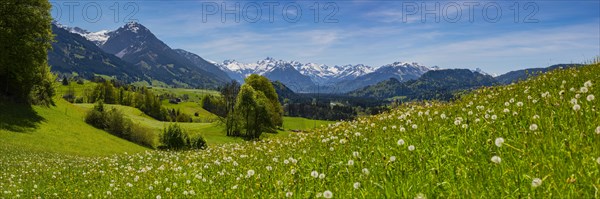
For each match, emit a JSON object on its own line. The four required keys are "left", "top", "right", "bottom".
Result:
{"left": 218, "top": 58, "right": 378, "bottom": 84}
{"left": 53, "top": 21, "right": 111, "bottom": 46}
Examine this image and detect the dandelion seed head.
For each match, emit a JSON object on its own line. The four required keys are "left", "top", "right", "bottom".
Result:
{"left": 587, "top": 94, "right": 595, "bottom": 101}
{"left": 353, "top": 182, "right": 361, "bottom": 189}
{"left": 495, "top": 137, "right": 505, "bottom": 147}
{"left": 491, "top": 156, "right": 501, "bottom": 164}
{"left": 323, "top": 190, "right": 333, "bottom": 199}
{"left": 362, "top": 168, "right": 370, "bottom": 175}
{"left": 347, "top": 160, "right": 354, "bottom": 166}
{"left": 414, "top": 193, "right": 427, "bottom": 199}
{"left": 247, "top": 169, "right": 255, "bottom": 177}
{"left": 397, "top": 139, "right": 405, "bottom": 146}
{"left": 311, "top": 171, "right": 319, "bottom": 178}
{"left": 408, "top": 145, "right": 415, "bottom": 151}
{"left": 517, "top": 102, "right": 523, "bottom": 107}
{"left": 573, "top": 104, "right": 581, "bottom": 111}
{"left": 531, "top": 178, "right": 542, "bottom": 187}
{"left": 529, "top": 124, "right": 538, "bottom": 131}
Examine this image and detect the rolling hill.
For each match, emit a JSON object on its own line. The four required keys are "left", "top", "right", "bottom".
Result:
{"left": 0, "top": 99, "right": 146, "bottom": 156}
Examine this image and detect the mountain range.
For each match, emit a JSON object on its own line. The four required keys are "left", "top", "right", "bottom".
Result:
{"left": 50, "top": 21, "right": 582, "bottom": 95}
{"left": 217, "top": 58, "right": 434, "bottom": 93}
{"left": 53, "top": 21, "right": 435, "bottom": 92}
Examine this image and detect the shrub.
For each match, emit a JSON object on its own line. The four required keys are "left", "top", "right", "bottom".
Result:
{"left": 189, "top": 135, "right": 207, "bottom": 150}
{"left": 85, "top": 101, "right": 107, "bottom": 129}
{"left": 160, "top": 124, "right": 189, "bottom": 150}
{"left": 158, "top": 124, "right": 208, "bottom": 150}
{"left": 105, "top": 109, "right": 128, "bottom": 138}
{"left": 129, "top": 124, "right": 156, "bottom": 148}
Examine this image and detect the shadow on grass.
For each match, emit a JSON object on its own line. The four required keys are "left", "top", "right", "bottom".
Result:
{"left": 0, "top": 101, "right": 45, "bottom": 133}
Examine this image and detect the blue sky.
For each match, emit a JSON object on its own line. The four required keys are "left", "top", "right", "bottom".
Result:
{"left": 51, "top": 0, "right": 600, "bottom": 75}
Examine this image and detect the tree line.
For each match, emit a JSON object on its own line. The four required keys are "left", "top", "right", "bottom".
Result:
{"left": 66, "top": 79, "right": 192, "bottom": 122}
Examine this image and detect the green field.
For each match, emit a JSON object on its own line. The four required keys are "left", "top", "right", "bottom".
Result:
{"left": 161, "top": 100, "right": 218, "bottom": 123}
{"left": 152, "top": 87, "right": 219, "bottom": 101}
{"left": 282, "top": 117, "right": 336, "bottom": 131}
{"left": 0, "top": 99, "right": 146, "bottom": 156}
{"left": 2, "top": 64, "right": 600, "bottom": 198}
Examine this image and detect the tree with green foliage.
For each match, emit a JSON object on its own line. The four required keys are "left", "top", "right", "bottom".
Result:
{"left": 220, "top": 80, "right": 240, "bottom": 136}
{"left": 245, "top": 74, "right": 283, "bottom": 127}
{"left": 235, "top": 84, "right": 257, "bottom": 138}
{"left": 0, "top": 0, "right": 55, "bottom": 105}
{"left": 234, "top": 83, "right": 278, "bottom": 139}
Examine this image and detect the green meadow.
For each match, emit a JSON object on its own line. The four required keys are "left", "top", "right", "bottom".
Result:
{"left": 1, "top": 64, "right": 599, "bottom": 198}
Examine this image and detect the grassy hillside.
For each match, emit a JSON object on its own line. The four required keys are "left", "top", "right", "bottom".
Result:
{"left": 74, "top": 104, "right": 331, "bottom": 145}
{"left": 152, "top": 87, "right": 219, "bottom": 101}
{"left": 283, "top": 117, "right": 336, "bottom": 131}
{"left": 2, "top": 63, "right": 598, "bottom": 198}
{"left": 161, "top": 100, "right": 218, "bottom": 122}
{"left": 75, "top": 103, "right": 242, "bottom": 145}
{"left": 0, "top": 99, "right": 146, "bottom": 156}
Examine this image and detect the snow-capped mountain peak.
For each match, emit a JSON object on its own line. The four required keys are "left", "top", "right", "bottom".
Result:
{"left": 218, "top": 58, "right": 385, "bottom": 86}
{"left": 125, "top": 21, "right": 142, "bottom": 33}
{"left": 53, "top": 21, "right": 111, "bottom": 46}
